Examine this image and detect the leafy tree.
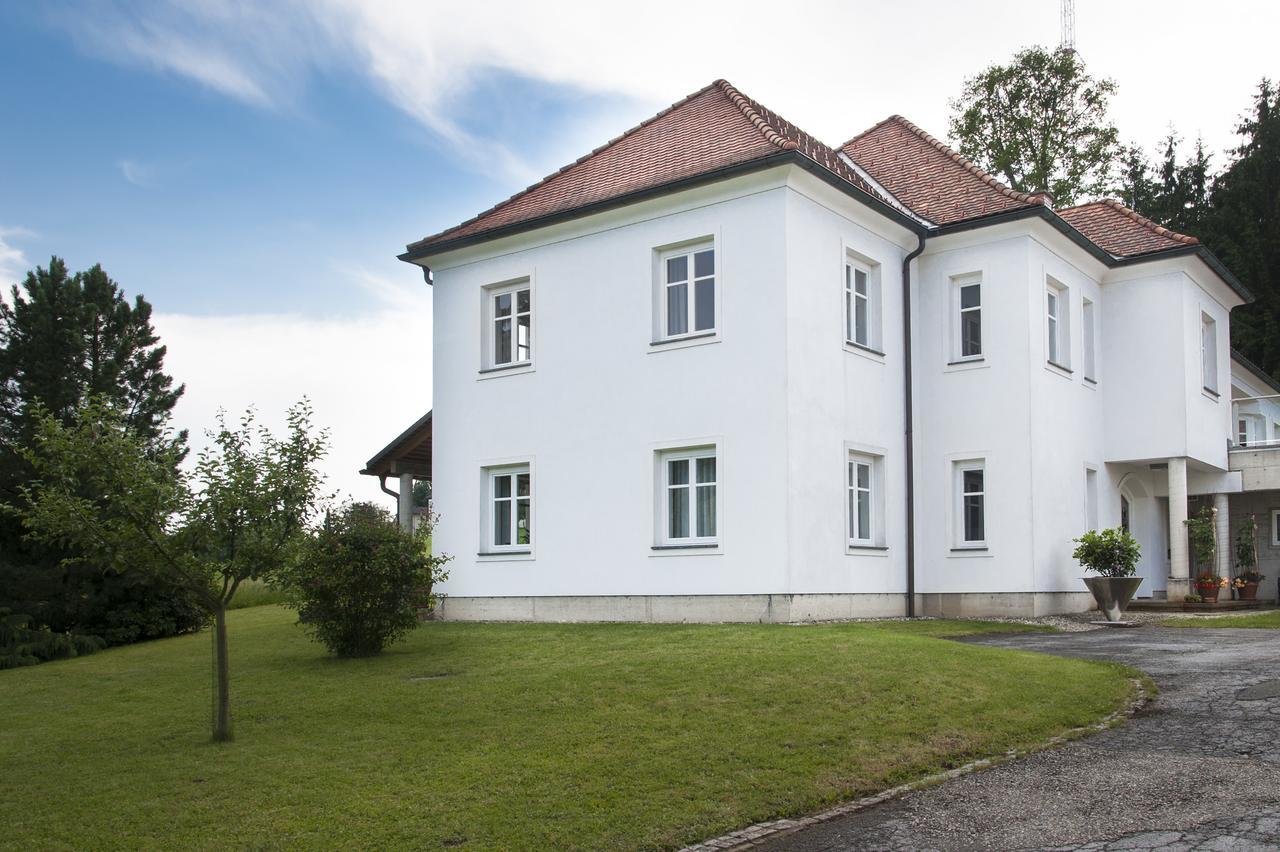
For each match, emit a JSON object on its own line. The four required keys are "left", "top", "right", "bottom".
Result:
{"left": 950, "top": 46, "right": 1120, "bottom": 205}
{"left": 412, "top": 478, "right": 432, "bottom": 508}
{"left": 0, "top": 257, "right": 198, "bottom": 646}
{"left": 13, "top": 399, "right": 328, "bottom": 741}
{"left": 284, "top": 502, "right": 449, "bottom": 657}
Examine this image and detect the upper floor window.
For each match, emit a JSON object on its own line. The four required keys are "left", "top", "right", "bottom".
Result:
{"left": 951, "top": 274, "right": 982, "bottom": 361}
{"left": 1082, "top": 298, "right": 1097, "bottom": 381}
{"left": 660, "top": 245, "right": 715, "bottom": 340}
{"left": 658, "top": 446, "right": 717, "bottom": 545}
{"left": 1201, "top": 312, "right": 1218, "bottom": 394}
{"left": 486, "top": 464, "right": 531, "bottom": 551}
{"left": 844, "top": 258, "right": 881, "bottom": 353}
{"left": 954, "top": 459, "right": 986, "bottom": 547}
{"left": 1046, "top": 278, "right": 1070, "bottom": 369}
{"left": 484, "top": 279, "right": 532, "bottom": 370}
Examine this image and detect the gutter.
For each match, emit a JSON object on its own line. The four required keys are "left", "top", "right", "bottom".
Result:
{"left": 902, "top": 232, "right": 926, "bottom": 617}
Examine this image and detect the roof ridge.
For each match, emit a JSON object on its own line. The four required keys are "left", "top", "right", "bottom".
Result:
{"left": 846, "top": 114, "right": 1050, "bottom": 208}
{"left": 405, "top": 80, "right": 726, "bottom": 251}
{"left": 1058, "top": 198, "right": 1199, "bottom": 246}
{"left": 838, "top": 114, "right": 906, "bottom": 150}
{"left": 715, "top": 79, "right": 800, "bottom": 151}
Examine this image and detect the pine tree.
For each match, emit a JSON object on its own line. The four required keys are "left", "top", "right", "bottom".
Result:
{"left": 1117, "top": 144, "right": 1159, "bottom": 215}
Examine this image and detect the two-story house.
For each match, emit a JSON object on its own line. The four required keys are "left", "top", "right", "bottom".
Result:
{"left": 363, "top": 79, "right": 1271, "bottom": 620}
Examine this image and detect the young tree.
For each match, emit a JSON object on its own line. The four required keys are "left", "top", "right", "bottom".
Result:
{"left": 949, "top": 46, "right": 1120, "bottom": 205}
{"left": 14, "top": 399, "right": 328, "bottom": 741}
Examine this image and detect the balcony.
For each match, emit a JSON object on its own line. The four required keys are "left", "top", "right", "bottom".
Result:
{"left": 1229, "top": 393, "right": 1280, "bottom": 491}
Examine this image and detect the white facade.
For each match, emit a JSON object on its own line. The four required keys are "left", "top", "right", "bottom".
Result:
{"left": 416, "top": 162, "right": 1250, "bottom": 620}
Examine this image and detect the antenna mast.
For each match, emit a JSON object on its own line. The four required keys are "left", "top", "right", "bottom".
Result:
{"left": 1060, "top": 0, "right": 1076, "bottom": 53}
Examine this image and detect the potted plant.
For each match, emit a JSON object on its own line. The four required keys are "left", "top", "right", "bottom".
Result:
{"left": 1194, "top": 570, "right": 1226, "bottom": 603}
{"left": 1073, "top": 527, "right": 1142, "bottom": 622}
{"left": 1234, "top": 515, "right": 1266, "bottom": 601}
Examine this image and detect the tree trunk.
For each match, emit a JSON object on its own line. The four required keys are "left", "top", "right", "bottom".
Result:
{"left": 212, "top": 605, "right": 233, "bottom": 742}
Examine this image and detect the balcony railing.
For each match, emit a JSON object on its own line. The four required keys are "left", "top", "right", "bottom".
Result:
{"left": 1230, "top": 392, "right": 1280, "bottom": 450}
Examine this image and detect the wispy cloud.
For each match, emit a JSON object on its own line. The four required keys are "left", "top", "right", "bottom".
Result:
{"left": 0, "top": 226, "right": 35, "bottom": 290}
{"left": 117, "top": 158, "right": 159, "bottom": 187}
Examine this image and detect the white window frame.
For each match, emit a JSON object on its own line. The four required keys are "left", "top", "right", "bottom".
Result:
{"left": 846, "top": 451, "right": 885, "bottom": 548}
{"left": 1272, "top": 508, "right": 1280, "bottom": 547}
{"left": 951, "top": 273, "right": 983, "bottom": 363}
{"left": 483, "top": 463, "right": 532, "bottom": 553}
{"left": 1084, "top": 466, "right": 1099, "bottom": 531}
{"left": 481, "top": 278, "right": 533, "bottom": 372}
{"left": 1045, "top": 278, "right": 1070, "bottom": 369}
{"left": 655, "top": 445, "right": 719, "bottom": 547}
{"left": 1201, "top": 312, "right": 1219, "bottom": 394}
{"left": 1082, "top": 297, "right": 1097, "bottom": 381}
{"left": 843, "top": 256, "right": 882, "bottom": 354}
{"left": 953, "top": 459, "right": 987, "bottom": 548}
{"left": 655, "top": 241, "right": 716, "bottom": 343}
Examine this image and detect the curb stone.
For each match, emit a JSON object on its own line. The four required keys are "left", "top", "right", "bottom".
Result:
{"left": 679, "top": 678, "right": 1151, "bottom": 852}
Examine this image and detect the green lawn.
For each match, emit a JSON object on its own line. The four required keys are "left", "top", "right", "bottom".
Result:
{"left": 225, "top": 578, "right": 290, "bottom": 610}
{"left": 1160, "top": 610, "right": 1280, "bottom": 628}
{"left": 1, "top": 607, "right": 1134, "bottom": 851}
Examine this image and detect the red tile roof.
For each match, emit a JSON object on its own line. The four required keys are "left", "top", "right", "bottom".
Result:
{"left": 840, "top": 115, "right": 1050, "bottom": 226}
{"left": 1057, "top": 199, "right": 1199, "bottom": 258}
{"left": 407, "top": 80, "right": 890, "bottom": 253}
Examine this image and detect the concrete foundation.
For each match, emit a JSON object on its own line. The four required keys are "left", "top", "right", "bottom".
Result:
{"left": 434, "top": 591, "right": 1096, "bottom": 623}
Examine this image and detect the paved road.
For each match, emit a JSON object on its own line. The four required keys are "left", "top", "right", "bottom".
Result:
{"left": 757, "top": 627, "right": 1280, "bottom": 851}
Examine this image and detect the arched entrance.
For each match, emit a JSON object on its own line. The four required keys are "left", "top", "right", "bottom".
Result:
{"left": 1118, "top": 473, "right": 1165, "bottom": 598}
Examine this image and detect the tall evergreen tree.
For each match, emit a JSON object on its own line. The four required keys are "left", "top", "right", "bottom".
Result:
{"left": 1117, "top": 143, "right": 1159, "bottom": 215}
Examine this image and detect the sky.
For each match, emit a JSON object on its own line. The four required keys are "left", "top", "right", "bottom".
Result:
{"left": 1, "top": 0, "right": 1276, "bottom": 505}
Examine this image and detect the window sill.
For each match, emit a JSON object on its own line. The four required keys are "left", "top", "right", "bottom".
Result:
{"left": 651, "top": 543, "right": 719, "bottom": 551}
{"left": 847, "top": 544, "right": 889, "bottom": 556}
{"left": 844, "top": 341, "right": 886, "bottom": 361}
{"left": 478, "top": 362, "right": 534, "bottom": 380}
{"left": 477, "top": 549, "right": 533, "bottom": 561}
{"left": 649, "top": 331, "right": 719, "bottom": 353}
{"left": 1083, "top": 375, "right": 1098, "bottom": 387}
{"left": 1202, "top": 386, "right": 1221, "bottom": 400}
{"left": 948, "top": 546, "right": 991, "bottom": 558}
{"left": 1046, "top": 360, "right": 1073, "bottom": 376}
{"left": 945, "top": 357, "right": 987, "bottom": 373}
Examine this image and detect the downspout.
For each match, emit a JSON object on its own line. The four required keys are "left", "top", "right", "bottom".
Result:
{"left": 903, "top": 233, "right": 927, "bottom": 617}
{"left": 378, "top": 474, "right": 399, "bottom": 501}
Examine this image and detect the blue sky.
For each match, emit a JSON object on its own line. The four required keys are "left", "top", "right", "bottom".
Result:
{"left": 1, "top": 0, "right": 1276, "bottom": 502}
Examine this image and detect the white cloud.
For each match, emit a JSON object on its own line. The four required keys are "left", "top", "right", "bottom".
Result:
{"left": 118, "top": 158, "right": 158, "bottom": 187}
{"left": 0, "top": 227, "right": 34, "bottom": 291}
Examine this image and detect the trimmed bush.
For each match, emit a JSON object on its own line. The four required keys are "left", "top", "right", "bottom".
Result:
{"left": 1073, "top": 527, "right": 1141, "bottom": 577}
{"left": 284, "top": 503, "right": 449, "bottom": 657}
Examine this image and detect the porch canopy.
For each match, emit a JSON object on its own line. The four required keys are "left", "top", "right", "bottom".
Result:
{"left": 361, "top": 410, "right": 431, "bottom": 527}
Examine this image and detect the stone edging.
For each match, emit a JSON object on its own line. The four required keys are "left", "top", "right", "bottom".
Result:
{"left": 680, "top": 677, "right": 1152, "bottom": 851}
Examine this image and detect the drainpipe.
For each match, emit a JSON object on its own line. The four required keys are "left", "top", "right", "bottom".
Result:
{"left": 378, "top": 474, "right": 399, "bottom": 501}
{"left": 903, "top": 233, "right": 927, "bottom": 617}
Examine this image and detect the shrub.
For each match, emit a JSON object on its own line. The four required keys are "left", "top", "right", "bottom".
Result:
{"left": 1184, "top": 506, "right": 1217, "bottom": 569}
{"left": 284, "top": 502, "right": 450, "bottom": 657}
{"left": 0, "top": 608, "right": 104, "bottom": 670}
{"left": 1072, "top": 527, "right": 1141, "bottom": 577}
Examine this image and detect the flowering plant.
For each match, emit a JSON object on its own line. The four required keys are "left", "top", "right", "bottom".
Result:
{"left": 1194, "top": 570, "right": 1224, "bottom": 589}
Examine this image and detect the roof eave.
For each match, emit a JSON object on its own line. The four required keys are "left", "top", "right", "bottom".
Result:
{"left": 361, "top": 410, "right": 432, "bottom": 477}
{"left": 399, "top": 150, "right": 925, "bottom": 265}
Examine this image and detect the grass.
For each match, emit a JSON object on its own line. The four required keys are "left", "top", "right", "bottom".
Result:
{"left": 225, "top": 579, "right": 289, "bottom": 610}
{"left": 0, "top": 608, "right": 1134, "bottom": 851}
{"left": 1160, "top": 610, "right": 1280, "bottom": 628}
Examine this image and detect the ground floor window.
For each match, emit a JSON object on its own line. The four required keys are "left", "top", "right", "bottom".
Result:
{"left": 847, "top": 450, "right": 885, "bottom": 548}
{"left": 954, "top": 459, "right": 986, "bottom": 547}
{"left": 658, "top": 446, "right": 717, "bottom": 545}
{"left": 1272, "top": 508, "right": 1280, "bottom": 547}
{"left": 486, "top": 465, "right": 531, "bottom": 550}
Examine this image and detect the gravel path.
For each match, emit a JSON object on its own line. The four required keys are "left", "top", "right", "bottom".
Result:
{"left": 753, "top": 626, "right": 1280, "bottom": 851}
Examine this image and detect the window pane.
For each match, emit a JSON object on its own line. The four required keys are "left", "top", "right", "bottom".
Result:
{"left": 1048, "top": 317, "right": 1059, "bottom": 362}
{"left": 516, "top": 473, "right": 530, "bottom": 497}
{"left": 516, "top": 313, "right": 531, "bottom": 361}
{"left": 1046, "top": 291, "right": 1057, "bottom": 318}
{"left": 495, "top": 317, "right": 512, "bottom": 364}
{"left": 516, "top": 498, "right": 531, "bottom": 545}
{"left": 668, "top": 458, "right": 689, "bottom": 486}
{"left": 666, "top": 255, "right": 688, "bottom": 283}
{"left": 845, "top": 291, "right": 853, "bottom": 341}
{"left": 694, "top": 278, "right": 715, "bottom": 331}
{"left": 669, "top": 486, "right": 689, "bottom": 539}
{"left": 856, "top": 463, "right": 871, "bottom": 490}
{"left": 666, "top": 283, "right": 688, "bottom": 336}
{"left": 694, "top": 249, "right": 714, "bottom": 278}
{"left": 857, "top": 490, "right": 871, "bottom": 540}
{"left": 961, "top": 309, "right": 981, "bottom": 356}
{"left": 696, "top": 484, "right": 716, "bottom": 537}
{"left": 516, "top": 289, "right": 530, "bottom": 313}
{"left": 696, "top": 456, "right": 716, "bottom": 484}
{"left": 494, "top": 474, "right": 512, "bottom": 499}
{"left": 495, "top": 292, "right": 512, "bottom": 317}
{"left": 854, "top": 268, "right": 868, "bottom": 296}
{"left": 494, "top": 500, "right": 511, "bottom": 546}
{"left": 960, "top": 283, "right": 980, "bottom": 309}
{"left": 963, "top": 495, "right": 984, "bottom": 542}
{"left": 854, "top": 295, "right": 868, "bottom": 345}
{"left": 962, "top": 468, "right": 983, "bottom": 495}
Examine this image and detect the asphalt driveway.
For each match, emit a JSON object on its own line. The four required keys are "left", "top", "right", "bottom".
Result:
{"left": 756, "top": 626, "right": 1280, "bottom": 851}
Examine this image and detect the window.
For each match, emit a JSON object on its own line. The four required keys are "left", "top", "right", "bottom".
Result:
{"left": 847, "top": 454, "right": 876, "bottom": 545}
{"left": 1082, "top": 298, "right": 1096, "bottom": 381}
{"left": 1084, "top": 467, "right": 1099, "bottom": 531}
{"left": 484, "top": 280, "right": 532, "bottom": 369}
{"left": 487, "top": 465, "right": 531, "bottom": 551}
{"left": 1239, "top": 416, "right": 1264, "bottom": 447}
{"left": 1120, "top": 494, "right": 1132, "bottom": 533}
{"left": 1201, "top": 313, "right": 1218, "bottom": 393}
{"left": 658, "top": 447, "right": 717, "bottom": 545}
{"left": 844, "top": 259, "right": 880, "bottom": 352}
{"left": 952, "top": 274, "right": 982, "bottom": 361}
{"left": 1273, "top": 509, "right": 1280, "bottom": 547}
{"left": 954, "top": 460, "right": 986, "bottom": 547}
{"left": 1046, "top": 279, "right": 1069, "bottom": 368}
{"left": 660, "top": 245, "right": 715, "bottom": 340}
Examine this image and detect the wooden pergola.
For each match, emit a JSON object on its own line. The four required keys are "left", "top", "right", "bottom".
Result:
{"left": 361, "top": 410, "right": 431, "bottom": 529}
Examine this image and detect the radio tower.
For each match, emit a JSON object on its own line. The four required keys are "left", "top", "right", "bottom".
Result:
{"left": 1060, "top": 0, "right": 1077, "bottom": 54}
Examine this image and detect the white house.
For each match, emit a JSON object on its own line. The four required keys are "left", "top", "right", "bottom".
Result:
{"left": 365, "top": 79, "right": 1276, "bottom": 620}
